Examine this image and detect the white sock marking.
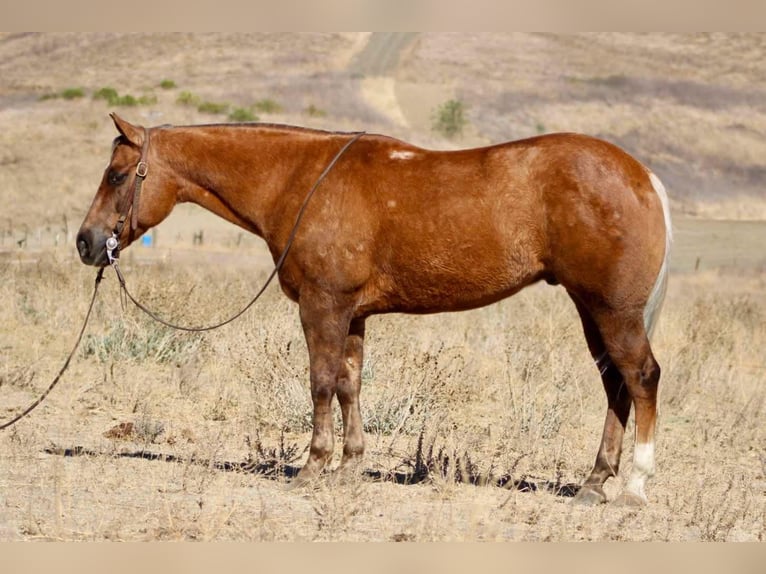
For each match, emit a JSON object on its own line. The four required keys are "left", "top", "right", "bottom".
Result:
{"left": 625, "top": 441, "right": 655, "bottom": 501}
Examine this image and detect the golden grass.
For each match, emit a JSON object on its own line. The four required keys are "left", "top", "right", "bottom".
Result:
{"left": 0, "top": 247, "right": 763, "bottom": 541}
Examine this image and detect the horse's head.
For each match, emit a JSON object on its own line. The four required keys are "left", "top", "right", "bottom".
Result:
{"left": 76, "top": 114, "right": 178, "bottom": 266}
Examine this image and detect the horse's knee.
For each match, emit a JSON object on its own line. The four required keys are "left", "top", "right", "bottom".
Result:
{"left": 336, "top": 374, "right": 359, "bottom": 403}
{"left": 641, "top": 355, "right": 661, "bottom": 387}
{"left": 310, "top": 375, "right": 336, "bottom": 404}
{"left": 630, "top": 354, "right": 660, "bottom": 400}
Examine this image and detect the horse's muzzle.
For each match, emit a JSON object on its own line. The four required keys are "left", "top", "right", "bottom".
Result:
{"left": 76, "top": 228, "right": 108, "bottom": 266}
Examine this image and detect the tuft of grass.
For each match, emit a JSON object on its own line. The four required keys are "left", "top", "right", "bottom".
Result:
{"left": 176, "top": 91, "right": 200, "bottom": 106}
{"left": 39, "top": 87, "right": 85, "bottom": 101}
{"left": 93, "top": 87, "right": 157, "bottom": 107}
{"left": 197, "top": 101, "right": 230, "bottom": 115}
{"left": 159, "top": 79, "right": 177, "bottom": 89}
{"left": 253, "top": 98, "right": 283, "bottom": 114}
{"left": 228, "top": 107, "right": 258, "bottom": 122}
{"left": 93, "top": 87, "right": 119, "bottom": 103}
{"left": 432, "top": 99, "right": 468, "bottom": 139}
{"left": 304, "top": 104, "right": 327, "bottom": 118}
{"left": 82, "top": 319, "right": 202, "bottom": 364}
{"left": 61, "top": 87, "right": 85, "bottom": 100}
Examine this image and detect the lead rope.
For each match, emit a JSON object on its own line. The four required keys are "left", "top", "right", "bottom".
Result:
{"left": 0, "top": 268, "right": 104, "bottom": 430}
{"left": 0, "top": 131, "right": 364, "bottom": 430}
{"left": 108, "top": 131, "right": 365, "bottom": 332}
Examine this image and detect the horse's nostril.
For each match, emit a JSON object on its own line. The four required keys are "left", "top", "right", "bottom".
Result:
{"left": 76, "top": 231, "right": 91, "bottom": 259}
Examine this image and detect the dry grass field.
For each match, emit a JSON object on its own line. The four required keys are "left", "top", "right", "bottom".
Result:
{"left": 0, "top": 33, "right": 765, "bottom": 541}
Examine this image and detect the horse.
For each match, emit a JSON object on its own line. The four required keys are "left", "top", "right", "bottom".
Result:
{"left": 77, "top": 113, "right": 672, "bottom": 505}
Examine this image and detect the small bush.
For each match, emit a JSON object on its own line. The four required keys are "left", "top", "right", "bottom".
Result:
{"left": 304, "top": 104, "right": 327, "bottom": 118}
{"left": 197, "top": 101, "right": 230, "bottom": 115}
{"left": 39, "top": 87, "right": 85, "bottom": 101}
{"left": 159, "top": 79, "right": 176, "bottom": 89}
{"left": 117, "top": 94, "right": 139, "bottom": 106}
{"left": 176, "top": 91, "right": 200, "bottom": 106}
{"left": 253, "top": 98, "right": 283, "bottom": 114}
{"left": 432, "top": 99, "right": 468, "bottom": 139}
{"left": 228, "top": 107, "right": 258, "bottom": 122}
{"left": 93, "top": 87, "right": 119, "bottom": 103}
{"left": 93, "top": 87, "right": 156, "bottom": 107}
{"left": 61, "top": 87, "right": 85, "bottom": 100}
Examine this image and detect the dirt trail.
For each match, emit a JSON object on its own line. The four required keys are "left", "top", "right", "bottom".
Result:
{"left": 347, "top": 33, "right": 451, "bottom": 137}
{"left": 348, "top": 33, "right": 419, "bottom": 76}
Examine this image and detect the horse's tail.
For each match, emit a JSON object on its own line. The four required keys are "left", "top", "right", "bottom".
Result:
{"left": 643, "top": 171, "right": 672, "bottom": 340}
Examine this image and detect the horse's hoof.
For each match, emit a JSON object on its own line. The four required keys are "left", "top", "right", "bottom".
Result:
{"left": 285, "top": 470, "right": 319, "bottom": 491}
{"left": 612, "top": 491, "right": 647, "bottom": 507}
{"left": 572, "top": 485, "right": 607, "bottom": 505}
{"left": 330, "top": 464, "right": 362, "bottom": 486}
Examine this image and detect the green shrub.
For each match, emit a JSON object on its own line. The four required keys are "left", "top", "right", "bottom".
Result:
{"left": 93, "top": 87, "right": 156, "bottom": 107}
{"left": 159, "top": 79, "right": 176, "bottom": 89}
{"left": 117, "top": 94, "right": 138, "bottom": 106}
{"left": 93, "top": 87, "right": 119, "bottom": 103}
{"left": 432, "top": 99, "right": 468, "bottom": 139}
{"left": 304, "top": 104, "right": 326, "bottom": 118}
{"left": 176, "top": 91, "right": 200, "bottom": 106}
{"left": 253, "top": 98, "right": 283, "bottom": 114}
{"left": 60, "top": 87, "right": 85, "bottom": 100}
{"left": 137, "top": 94, "right": 157, "bottom": 105}
{"left": 197, "top": 101, "right": 230, "bottom": 114}
{"left": 228, "top": 107, "right": 258, "bottom": 122}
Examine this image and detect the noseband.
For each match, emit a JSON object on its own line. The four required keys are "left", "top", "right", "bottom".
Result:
{"left": 106, "top": 128, "right": 150, "bottom": 265}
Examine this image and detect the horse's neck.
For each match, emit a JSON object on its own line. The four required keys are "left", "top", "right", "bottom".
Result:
{"left": 163, "top": 126, "right": 327, "bottom": 241}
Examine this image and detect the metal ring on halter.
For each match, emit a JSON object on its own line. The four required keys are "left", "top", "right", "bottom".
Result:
{"left": 106, "top": 234, "right": 120, "bottom": 265}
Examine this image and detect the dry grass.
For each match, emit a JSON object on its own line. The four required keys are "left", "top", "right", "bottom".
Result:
{"left": 0, "top": 248, "right": 763, "bottom": 541}
{"left": 1, "top": 32, "right": 765, "bottom": 542}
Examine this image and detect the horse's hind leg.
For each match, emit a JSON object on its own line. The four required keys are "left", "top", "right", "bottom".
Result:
{"left": 337, "top": 317, "right": 366, "bottom": 467}
{"left": 570, "top": 297, "right": 632, "bottom": 505}
{"left": 589, "top": 306, "right": 661, "bottom": 506}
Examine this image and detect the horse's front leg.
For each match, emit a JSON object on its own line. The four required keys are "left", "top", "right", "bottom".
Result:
{"left": 292, "top": 288, "right": 353, "bottom": 486}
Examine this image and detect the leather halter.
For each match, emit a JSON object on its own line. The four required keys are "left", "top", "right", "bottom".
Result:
{"left": 106, "top": 128, "right": 150, "bottom": 264}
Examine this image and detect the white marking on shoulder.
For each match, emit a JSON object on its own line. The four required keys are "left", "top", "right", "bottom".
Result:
{"left": 389, "top": 149, "right": 415, "bottom": 160}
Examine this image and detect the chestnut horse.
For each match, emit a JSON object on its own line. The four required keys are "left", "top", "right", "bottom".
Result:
{"left": 77, "top": 114, "right": 671, "bottom": 505}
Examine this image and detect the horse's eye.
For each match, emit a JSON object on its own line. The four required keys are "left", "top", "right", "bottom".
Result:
{"left": 108, "top": 171, "right": 128, "bottom": 186}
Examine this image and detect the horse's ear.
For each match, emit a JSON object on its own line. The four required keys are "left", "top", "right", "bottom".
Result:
{"left": 110, "top": 113, "right": 144, "bottom": 147}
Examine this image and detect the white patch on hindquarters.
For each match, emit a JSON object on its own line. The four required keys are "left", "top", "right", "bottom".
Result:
{"left": 390, "top": 150, "right": 415, "bottom": 160}
{"left": 624, "top": 441, "right": 655, "bottom": 502}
